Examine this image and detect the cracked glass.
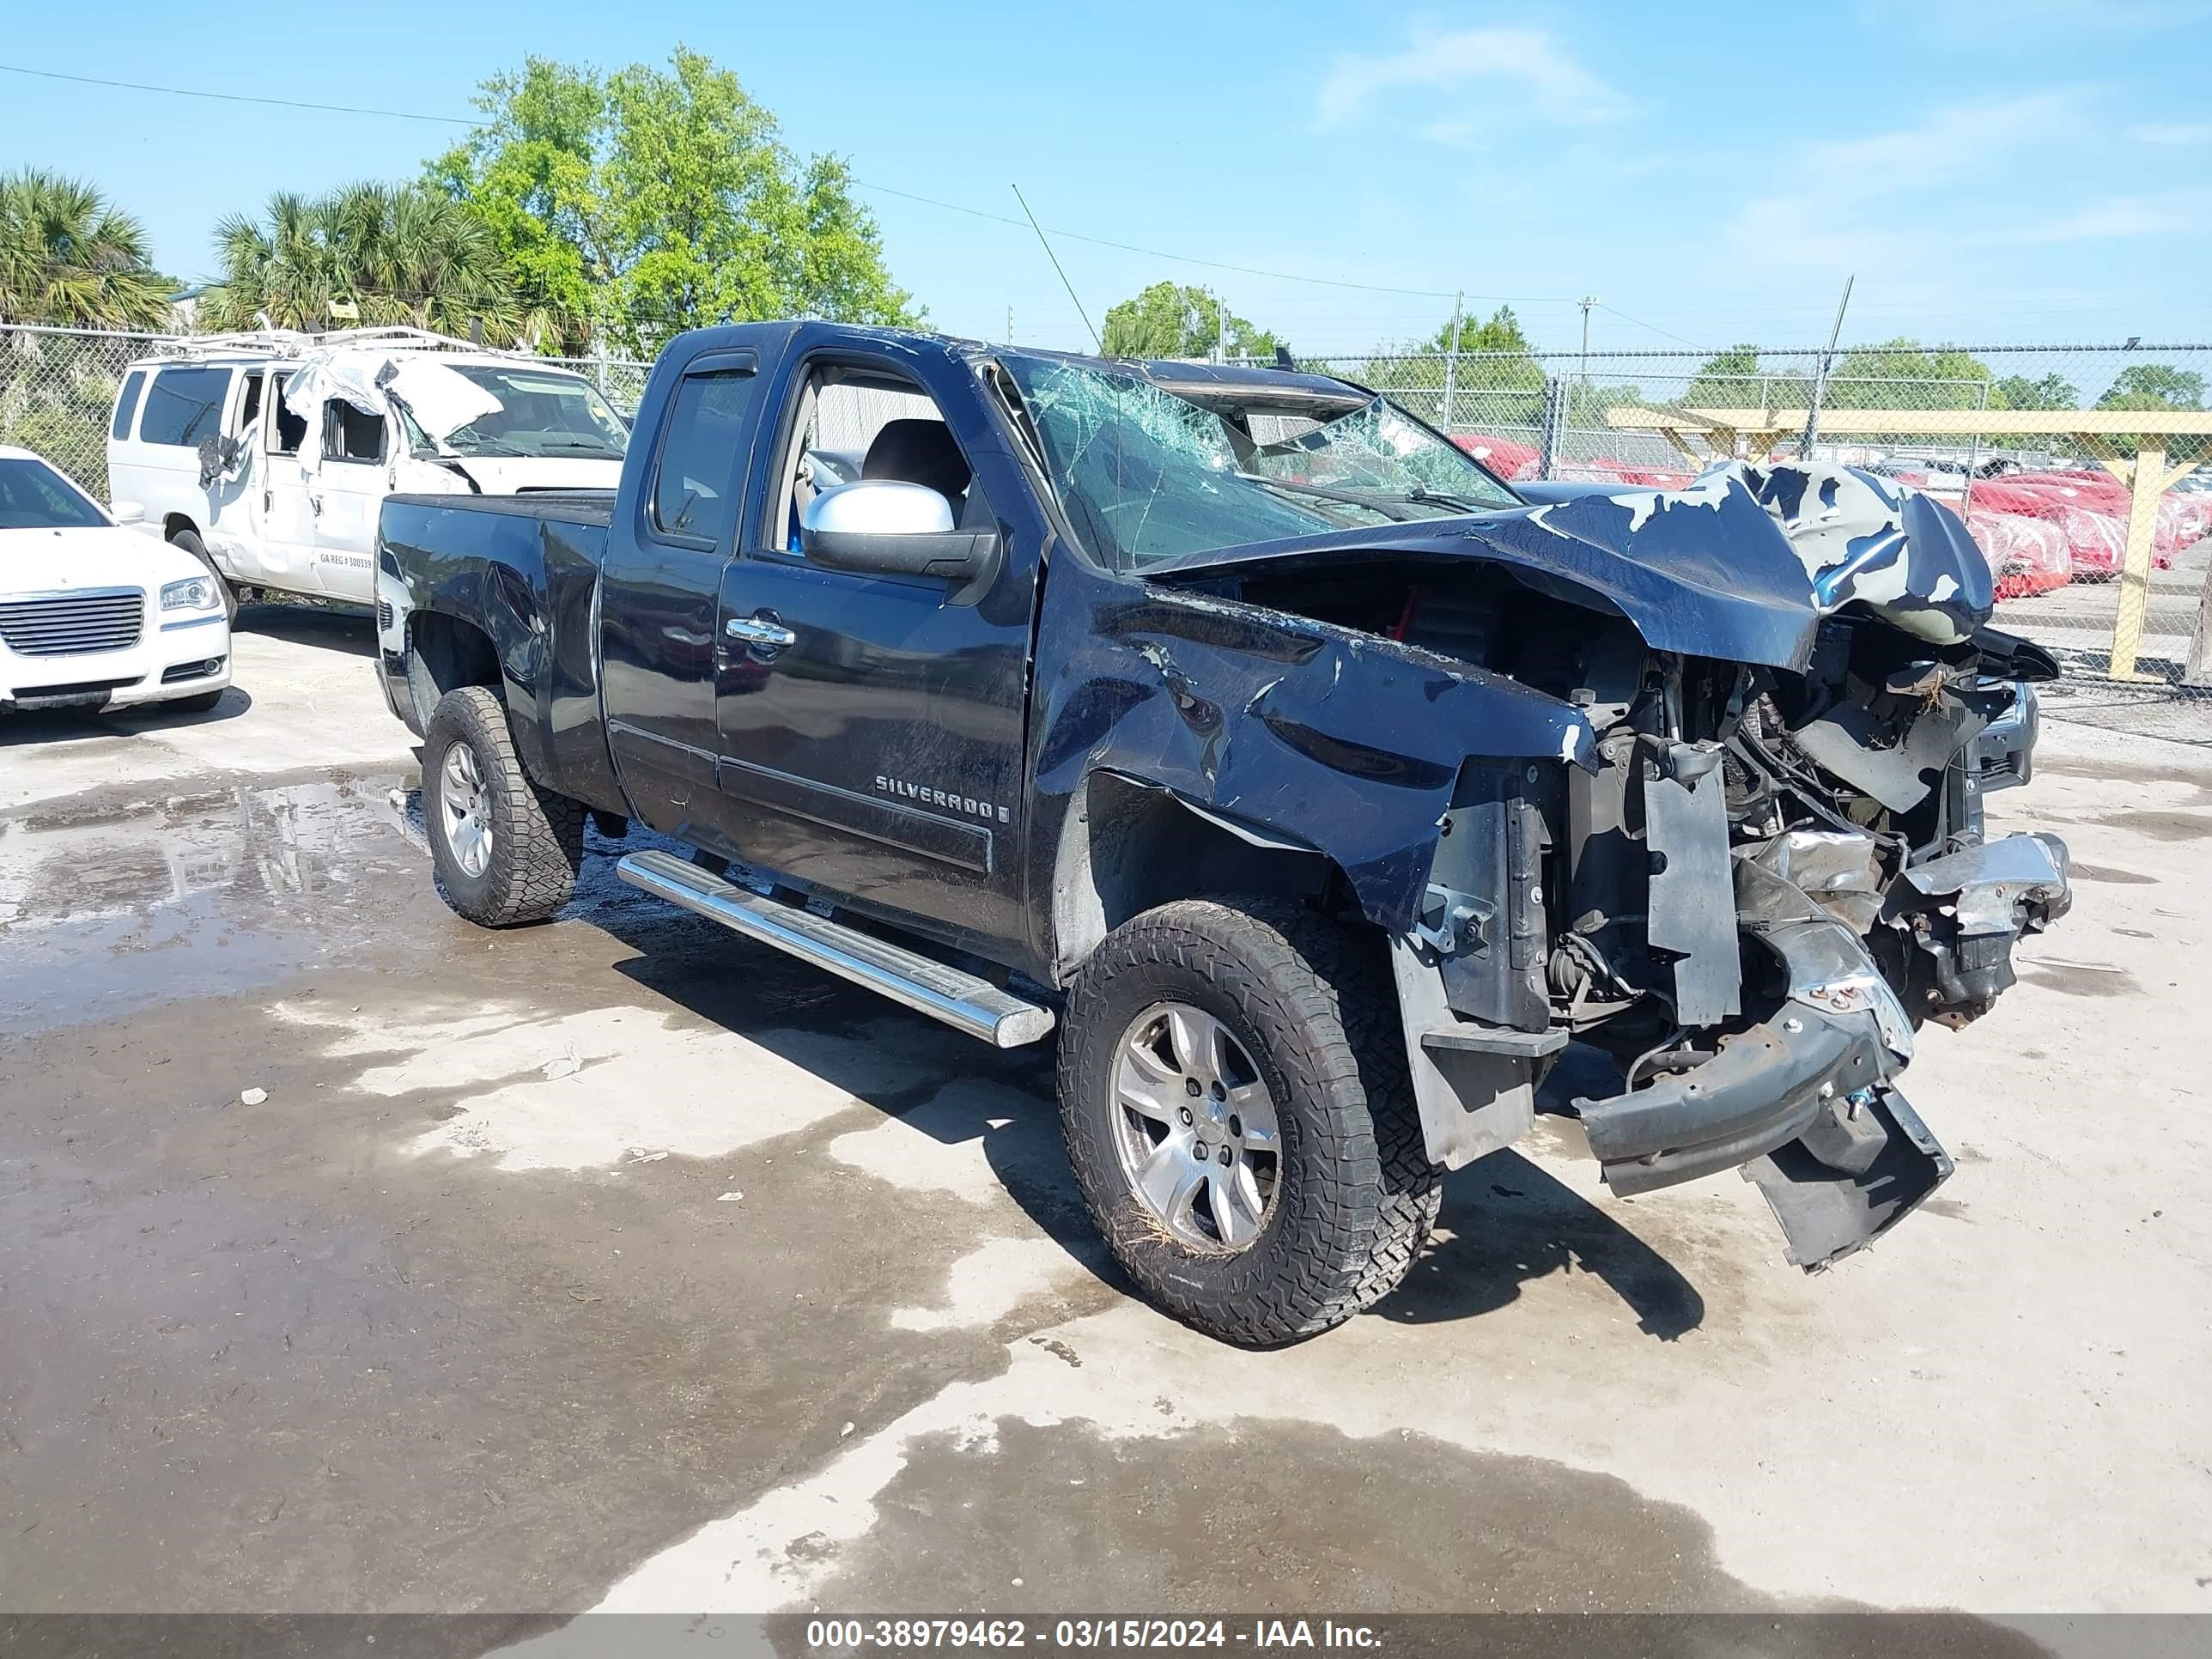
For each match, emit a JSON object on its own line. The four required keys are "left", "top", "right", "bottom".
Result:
{"left": 1000, "top": 356, "right": 1518, "bottom": 572}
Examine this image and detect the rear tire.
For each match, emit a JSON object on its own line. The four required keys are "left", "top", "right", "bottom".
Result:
{"left": 422, "top": 685, "right": 583, "bottom": 927}
{"left": 167, "top": 527, "right": 238, "bottom": 624}
{"left": 1057, "top": 895, "right": 1440, "bottom": 1346}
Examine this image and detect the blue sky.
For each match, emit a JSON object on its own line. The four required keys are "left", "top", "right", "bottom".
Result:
{"left": 3, "top": 0, "right": 2208, "bottom": 357}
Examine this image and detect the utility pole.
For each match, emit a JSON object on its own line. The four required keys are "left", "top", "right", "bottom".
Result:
{"left": 1216, "top": 289, "right": 1228, "bottom": 365}
{"left": 1577, "top": 296, "right": 1597, "bottom": 383}
{"left": 1442, "top": 289, "right": 1463, "bottom": 430}
{"left": 1006, "top": 304, "right": 1013, "bottom": 344}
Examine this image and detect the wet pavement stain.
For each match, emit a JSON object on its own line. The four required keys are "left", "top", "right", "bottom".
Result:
{"left": 2088, "top": 809, "right": 2211, "bottom": 842}
{"left": 2068, "top": 863, "right": 2159, "bottom": 884}
{"left": 787, "top": 1416, "right": 2054, "bottom": 1653}
{"left": 2017, "top": 962, "right": 2145, "bottom": 999}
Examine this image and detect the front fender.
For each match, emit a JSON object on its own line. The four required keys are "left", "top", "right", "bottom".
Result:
{"left": 1025, "top": 556, "right": 1596, "bottom": 945}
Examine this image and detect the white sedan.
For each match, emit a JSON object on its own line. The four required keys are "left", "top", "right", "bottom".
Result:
{"left": 1, "top": 445, "right": 231, "bottom": 714}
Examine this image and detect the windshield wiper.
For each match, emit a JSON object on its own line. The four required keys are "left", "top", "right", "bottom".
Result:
{"left": 538, "top": 438, "right": 625, "bottom": 457}
{"left": 1238, "top": 475, "right": 1447, "bottom": 523}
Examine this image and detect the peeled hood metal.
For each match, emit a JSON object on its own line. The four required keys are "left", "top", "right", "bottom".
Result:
{"left": 1152, "top": 461, "right": 1995, "bottom": 672}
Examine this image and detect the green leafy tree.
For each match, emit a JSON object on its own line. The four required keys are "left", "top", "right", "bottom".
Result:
{"left": 0, "top": 168, "right": 174, "bottom": 331}
{"left": 1684, "top": 343, "right": 1765, "bottom": 409}
{"left": 1100, "top": 281, "right": 1282, "bottom": 360}
{"left": 1991, "top": 371, "right": 2079, "bottom": 411}
{"left": 1363, "top": 304, "right": 1543, "bottom": 433}
{"left": 1824, "top": 337, "right": 1994, "bottom": 411}
{"left": 2093, "top": 362, "right": 2208, "bottom": 459}
{"left": 202, "top": 182, "right": 540, "bottom": 343}
{"left": 1429, "top": 303, "right": 1534, "bottom": 357}
{"left": 429, "top": 47, "right": 915, "bottom": 356}
{"left": 2096, "top": 363, "right": 2206, "bottom": 410}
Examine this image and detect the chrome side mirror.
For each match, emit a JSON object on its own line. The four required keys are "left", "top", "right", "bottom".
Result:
{"left": 799, "top": 479, "right": 995, "bottom": 583}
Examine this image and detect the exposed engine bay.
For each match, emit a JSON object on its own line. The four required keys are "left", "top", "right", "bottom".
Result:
{"left": 1169, "top": 459, "right": 2074, "bottom": 1270}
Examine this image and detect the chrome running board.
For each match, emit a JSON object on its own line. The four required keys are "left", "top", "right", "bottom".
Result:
{"left": 616, "top": 849, "right": 1056, "bottom": 1048}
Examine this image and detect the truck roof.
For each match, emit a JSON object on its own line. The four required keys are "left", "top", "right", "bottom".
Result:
{"left": 658, "top": 321, "right": 1370, "bottom": 406}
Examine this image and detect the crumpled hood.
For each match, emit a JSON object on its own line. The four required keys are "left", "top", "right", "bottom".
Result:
{"left": 1152, "top": 460, "right": 1995, "bottom": 672}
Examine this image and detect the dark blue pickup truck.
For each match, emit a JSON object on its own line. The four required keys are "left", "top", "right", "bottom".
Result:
{"left": 374, "top": 321, "right": 2070, "bottom": 1345}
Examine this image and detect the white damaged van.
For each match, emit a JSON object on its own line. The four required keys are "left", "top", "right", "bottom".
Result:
{"left": 106, "top": 328, "right": 628, "bottom": 617}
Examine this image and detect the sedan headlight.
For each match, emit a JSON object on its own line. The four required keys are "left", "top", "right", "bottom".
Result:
{"left": 161, "top": 576, "right": 218, "bottom": 611}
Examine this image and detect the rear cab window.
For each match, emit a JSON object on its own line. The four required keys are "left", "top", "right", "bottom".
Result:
{"left": 138, "top": 365, "right": 233, "bottom": 448}
{"left": 650, "top": 356, "right": 757, "bottom": 547}
{"left": 112, "top": 370, "right": 147, "bottom": 441}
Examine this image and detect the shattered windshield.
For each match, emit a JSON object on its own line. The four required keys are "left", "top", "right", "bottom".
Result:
{"left": 999, "top": 356, "right": 1517, "bottom": 571}
{"left": 423, "top": 367, "right": 630, "bottom": 460}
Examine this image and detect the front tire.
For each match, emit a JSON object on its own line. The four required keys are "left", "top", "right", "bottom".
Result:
{"left": 167, "top": 527, "right": 239, "bottom": 624}
{"left": 1057, "top": 896, "right": 1440, "bottom": 1346}
{"left": 166, "top": 689, "right": 226, "bottom": 714}
{"left": 422, "top": 685, "right": 584, "bottom": 927}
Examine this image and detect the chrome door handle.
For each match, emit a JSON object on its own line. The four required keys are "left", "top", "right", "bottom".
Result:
{"left": 726, "top": 615, "right": 796, "bottom": 647}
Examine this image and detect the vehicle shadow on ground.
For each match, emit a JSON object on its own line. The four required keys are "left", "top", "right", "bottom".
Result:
{"left": 586, "top": 873, "right": 1705, "bottom": 1342}
{"left": 234, "top": 599, "right": 375, "bottom": 656}
{"left": 0, "top": 687, "right": 253, "bottom": 745}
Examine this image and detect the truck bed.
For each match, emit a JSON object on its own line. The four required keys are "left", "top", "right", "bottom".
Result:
{"left": 383, "top": 489, "right": 616, "bottom": 529}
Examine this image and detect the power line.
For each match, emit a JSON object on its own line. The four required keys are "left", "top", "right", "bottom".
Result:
{"left": 0, "top": 62, "right": 476, "bottom": 126}
{"left": 0, "top": 59, "right": 1553, "bottom": 311}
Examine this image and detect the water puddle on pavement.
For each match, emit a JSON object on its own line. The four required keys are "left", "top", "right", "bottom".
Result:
{"left": 0, "top": 774, "right": 420, "bottom": 1035}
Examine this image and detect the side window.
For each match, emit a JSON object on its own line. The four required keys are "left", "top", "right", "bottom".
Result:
{"left": 270, "top": 374, "right": 307, "bottom": 455}
{"left": 323, "top": 401, "right": 386, "bottom": 465}
{"left": 771, "top": 368, "right": 981, "bottom": 555}
{"left": 237, "top": 371, "right": 264, "bottom": 433}
{"left": 139, "top": 366, "right": 233, "bottom": 447}
{"left": 652, "top": 368, "right": 757, "bottom": 545}
{"left": 112, "top": 370, "right": 146, "bottom": 441}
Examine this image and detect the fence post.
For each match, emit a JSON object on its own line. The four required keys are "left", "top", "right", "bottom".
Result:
{"left": 1442, "top": 290, "right": 1462, "bottom": 431}
{"left": 1538, "top": 375, "right": 1567, "bottom": 481}
{"left": 2185, "top": 561, "right": 2212, "bottom": 687}
{"left": 2106, "top": 446, "right": 2168, "bottom": 682}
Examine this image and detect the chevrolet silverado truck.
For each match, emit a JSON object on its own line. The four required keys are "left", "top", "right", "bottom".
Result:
{"left": 374, "top": 322, "right": 2072, "bottom": 1346}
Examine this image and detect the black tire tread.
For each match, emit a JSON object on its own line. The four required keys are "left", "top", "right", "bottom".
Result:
{"left": 1058, "top": 895, "right": 1440, "bottom": 1346}
{"left": 423, "top": 685, "right": 584, "bottom": 927}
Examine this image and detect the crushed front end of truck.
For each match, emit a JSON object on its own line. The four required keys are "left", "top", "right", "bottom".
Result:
{"left": 1126, "top": 458, "right": 2073, "bottom": 1270}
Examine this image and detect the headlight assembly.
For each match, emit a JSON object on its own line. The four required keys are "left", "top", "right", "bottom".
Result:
{"left": 161, "top": 576, "right": 217, "bottom": 611}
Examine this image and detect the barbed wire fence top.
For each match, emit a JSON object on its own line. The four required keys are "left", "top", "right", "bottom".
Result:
{"left": 7, "top": 323, "right": 2208, "bottom": 740}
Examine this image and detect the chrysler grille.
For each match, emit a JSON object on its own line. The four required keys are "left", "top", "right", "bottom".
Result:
{"left": 0, "top": 589, "right": 145, "bottom": 658}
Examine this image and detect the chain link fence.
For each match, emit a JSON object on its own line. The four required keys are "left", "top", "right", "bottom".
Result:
{"left": 8, "top": 323, "right": 2208, "bottom": 739}
{"left": 1301, "top": 343, "right": 2212, "bottom": 739}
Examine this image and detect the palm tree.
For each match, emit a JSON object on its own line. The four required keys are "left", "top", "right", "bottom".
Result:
{"left": 0, "top": 168, "right": 174, "bottom": 330}
{"left": 203, "top": 182, "right": 557, "bottom": 346}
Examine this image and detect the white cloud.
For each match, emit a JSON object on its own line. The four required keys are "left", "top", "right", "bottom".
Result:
{"left": 1722, "top": 94, "right": 2079, "bottom": 270}
{"left": 2016, "top": 187, "right": 2212, "bottom": 241}
{"left": 1317, "top": 26, "right": 1631, "bottom": 129}
{"left": 2127, "top": 122, "right": 2212, "bottom": 146}
{"left": 1421, "top": 119, "right": 1475, "bottom": 147}
{"left": 1793, "top": 94, "right": 2078, "bottom": 191}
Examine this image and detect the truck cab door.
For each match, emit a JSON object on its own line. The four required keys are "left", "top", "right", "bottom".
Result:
{"left": 599, "top": 350, "right": 758, "bottom": 841}
{"left": 710, "top": 341, "right": 1043, "bottom": 957}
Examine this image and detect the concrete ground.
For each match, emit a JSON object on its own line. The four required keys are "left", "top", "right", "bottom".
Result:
{"left": 2, "top": 605, "right": 2208, "bottom": 1645}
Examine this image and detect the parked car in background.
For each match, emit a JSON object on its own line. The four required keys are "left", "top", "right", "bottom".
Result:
{"left": 1, "top": 446, "right": 230, "bottom": 714}
{"left": 107, "top": 328, "right": 629, "bottom": 621}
